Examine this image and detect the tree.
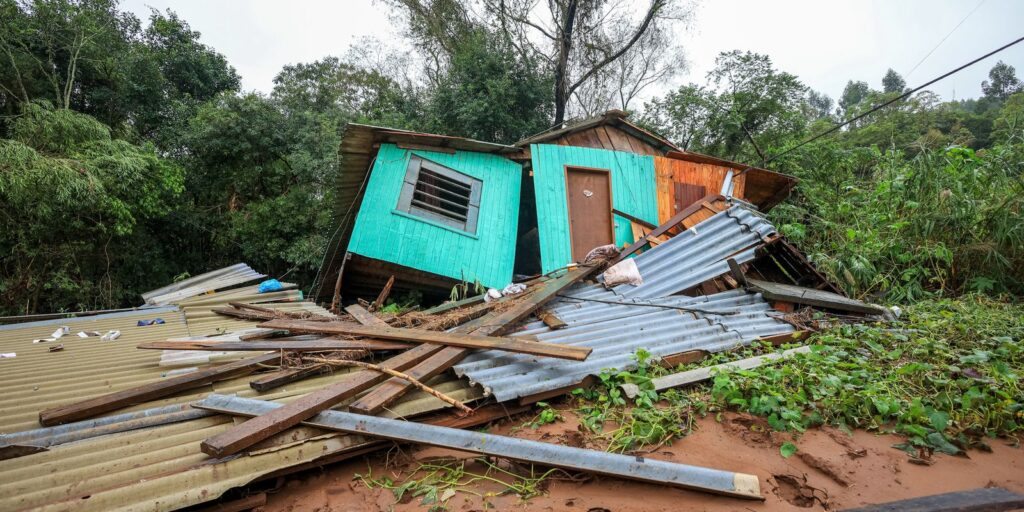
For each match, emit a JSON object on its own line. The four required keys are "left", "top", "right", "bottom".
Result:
{"left": 805, "top": 89, "right": 834, "bottom": 121}
{"left": 426, "top": 28, "right": 553, "bottom": 143}
{"left": 0, "top": 102, "right": 183, "bottom": 315}
{"left": 982, "top": 60, "right": 1022, "bottom": 102}
{"left": 0, "top": 1, "right": 237, "bottom": 143}
{"left": 643, "top": 51, "right": 808, "bottom": 162}
{"left": 386, "top": 0, "right": 693, "bottom": 126}
{"left": 882, "top": 68, "right": 906, "bottom": 94}
{"left": 839, "top": 80, "right": 871, "bottom": 117}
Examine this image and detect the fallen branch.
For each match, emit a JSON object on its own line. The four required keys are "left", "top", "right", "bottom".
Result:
{"left": 305, "top": 356, "right": 472, "bottom": 414}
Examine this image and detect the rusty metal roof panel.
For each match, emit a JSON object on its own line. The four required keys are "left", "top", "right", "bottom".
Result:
{"left": 0, "top": 284, "right": 474, "bottom": 511}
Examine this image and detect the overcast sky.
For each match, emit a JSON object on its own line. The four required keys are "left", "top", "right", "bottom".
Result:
{"left": 121, "top": 0, "right": 1024, "bottom": 104}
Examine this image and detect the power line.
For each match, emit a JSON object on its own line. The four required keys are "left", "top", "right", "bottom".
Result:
{"left": 904, "top": 0, "right": 986, "bottom": 79}
{"left": 764, "top": 34, "right": 1024, "bottom": 166}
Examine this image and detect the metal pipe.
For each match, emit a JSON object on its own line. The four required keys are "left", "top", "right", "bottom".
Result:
{"left": 193, "top": 394, "right": 763, "bottom": 500}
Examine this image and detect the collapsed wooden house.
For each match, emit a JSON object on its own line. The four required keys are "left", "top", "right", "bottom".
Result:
{"left": 311, "top": 110, "right": 800, "bottom": 307}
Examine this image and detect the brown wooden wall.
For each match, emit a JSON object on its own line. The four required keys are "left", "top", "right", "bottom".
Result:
{"left": 550, "top": 125, "right": 661, "bottom": 156}
{"left": 653, "top": 157, "right": 746, "bottom": 224}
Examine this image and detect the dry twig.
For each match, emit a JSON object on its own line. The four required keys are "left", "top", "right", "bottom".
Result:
{"left": 305, "top": 356, "right": 473, "bottom": 414}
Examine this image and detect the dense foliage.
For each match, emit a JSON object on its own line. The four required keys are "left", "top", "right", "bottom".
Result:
{"left": 1, "top": 0, "right": 1022, "bottom": 315}
{"left": 643, "top": 53, "right": 1024, "bottom": 299}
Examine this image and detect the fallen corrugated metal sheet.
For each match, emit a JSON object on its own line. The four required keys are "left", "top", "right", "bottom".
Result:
{"left": 195, "top": 394, "right": 764, "bottom": 500}
{"left": 141, "top": 263, "right": 267, "bottom": 306}
{"left": 453, "top": 205, "right": 791, "bottom": 401}
{"left": 0, "top": 278, "right": 480, "bottom": 511}
{"left": 455, "top": 290, "right": 793, "bottom": 401}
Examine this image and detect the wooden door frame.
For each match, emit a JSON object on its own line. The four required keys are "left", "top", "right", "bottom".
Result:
{"left": 563, "top": 165, "right": 616, "bottom": 260}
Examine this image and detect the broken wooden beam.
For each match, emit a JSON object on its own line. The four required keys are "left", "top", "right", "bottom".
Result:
{"left": 257, "top": 320, "right": 591, "bottom": 361}
{"left": 610, "top": 194, "right": 727, "bottom": 266}
{"left": 344, "top": 304, "right": 385, "bottom": 326}
{"left": 249, "top": 365, "right": 329, "bottom": 392}
{"left": 371, "top": 275, "right": 395, "bottom": 311}
{"left": 38, "top": 352, "right": 281, "bottom": 426}
{"left": 138, "top": 339, "right": 412, "bottom": 352}
{"left": 347, "top": 265, "right": 600, "bottom": 415}
{"left": 198, "top": 344, "right": 443, "bottom": 457}
{"left": 200, "top": 303, "right": 449, "bottom": 457}
{"left": 194, "top": 394, "right": 763, "bottom": 500}
{"left": 536, "top": 308, "right": 567, "bottom": 330}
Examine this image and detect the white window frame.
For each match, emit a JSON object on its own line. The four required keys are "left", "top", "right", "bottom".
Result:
{"left": 397, "top": 156, "right": 482, "bottom": 234}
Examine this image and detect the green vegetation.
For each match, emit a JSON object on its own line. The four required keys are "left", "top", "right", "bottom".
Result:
{"left": 1, "top": 0, "right": 1021, "bottom": 316}
{"left": 571, "top": 297, "right": 1024, "bottom": 458}
{"left": 356, "top": 457, "right": 559, "bottom": 511}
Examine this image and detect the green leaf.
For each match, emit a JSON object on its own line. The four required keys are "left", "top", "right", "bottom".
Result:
{"left": 926, "top": 432, "right": 962, "bottom": 455}
{"left": 929, "top": 411, "right": 950, "bottom": 432}
{"left": 780, "top": 442, "right": 798, "bottom": 458}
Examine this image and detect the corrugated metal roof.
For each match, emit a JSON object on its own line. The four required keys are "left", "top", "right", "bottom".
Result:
{"left": 455, "top": 290, "right": 793, "bottom": 401}
{"left": 0, "top": 285, "right": 477, "bottom": 511}
{"left": 141, "top": 263, "right": 267, "bottom": 305}
{"left": 453, "top": 205, "right": 790, "bottom": 401}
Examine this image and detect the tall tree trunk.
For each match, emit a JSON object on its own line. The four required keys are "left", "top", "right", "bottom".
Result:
{"left": 552, "top": 0, "right": 578, "bottom": 126}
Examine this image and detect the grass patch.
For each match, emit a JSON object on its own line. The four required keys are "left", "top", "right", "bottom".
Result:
{"left": 356, "top": 457, "right": 559, "bottom": 511}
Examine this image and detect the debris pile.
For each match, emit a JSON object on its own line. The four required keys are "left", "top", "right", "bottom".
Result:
{"left": 0, "top": 201, "right": 898, "bottom": 510}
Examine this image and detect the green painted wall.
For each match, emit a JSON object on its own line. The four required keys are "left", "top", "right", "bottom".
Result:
{"left": 530, "top": 143, "right": 657, "bottom": 273}
{"left": 347, "top": 144, "right": 521, "bottom": 288}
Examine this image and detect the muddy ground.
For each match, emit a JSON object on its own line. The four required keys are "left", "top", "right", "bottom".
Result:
{"left": 261, "top": 409, "right": 1024, "bottom": 511}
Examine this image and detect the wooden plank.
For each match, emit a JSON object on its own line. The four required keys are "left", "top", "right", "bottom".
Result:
{"left": 202, "top": 302, "right": 445, "bottom": 457}
{"left": 371, "top": 275, "right": 395, "bottom": 311}
{"left": 199, "top": 343, "right": 444, "bottom": 457}
{"left": 612, "top": 208, "right": 656, "bottom": 230}
{"left": 137, "top": 339, "right": 412, "bottom": 352}
{"left": 249, "top": 366, "right": 328, "bottom": 392}
{"left": 258, "top": 320, "right": 592, "bottom": 361}
{"left": 348, "top": 265, "right": 601, "bottom": 415}
{"left": 344, "top": 304, "right": 386, "bottom": 326}
{"left": 420, "top": 293, "right": 486, "bottom": 315}
{"left": 840, "top": 487, "right": 1024, "bottom": 512}
{"left": 536, "top": 308, "right": 567, "bottom": 330}
{"left": 38, "top": 352, "right": 281, "bottom": 426}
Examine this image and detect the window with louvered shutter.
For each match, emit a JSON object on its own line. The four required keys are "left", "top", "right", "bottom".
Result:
{"left": 397, "top": 156, "right": 482, "bottom": 234}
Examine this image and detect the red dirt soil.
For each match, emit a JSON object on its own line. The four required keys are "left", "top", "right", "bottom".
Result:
{"left": 261, "top": 410, "right": 1024, "bottom": 511}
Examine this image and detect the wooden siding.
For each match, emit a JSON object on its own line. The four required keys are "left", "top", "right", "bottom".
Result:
{"left": 654, "top": 156, "right": 747, "bottom": 224}
{"left": 347, "top": 144, "right": 521, "bottom": 288}
{"left": 531, "top": 144, "right": 658, "bottom": 273}
{"left": 550, "top": 125, "right": 661, "bottom": 156}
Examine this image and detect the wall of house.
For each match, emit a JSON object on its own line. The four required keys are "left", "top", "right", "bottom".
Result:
{"left": 548, "top": 124, "right": 662, "bottom": 156}
{"left": 347, "top": 144, "right": 521, "bottom": 288}
{"left": 530, "top": 144, "right": 658, "bottom": 273}
{"left": 653, "top": 156, "right": 747, "bottom": 224}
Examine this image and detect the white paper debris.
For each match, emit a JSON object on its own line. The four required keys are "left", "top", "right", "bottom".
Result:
{"left": 101, "top": 330, "right": 121, "bottom": 341}
{"left": 51, "top": 326, "right": 70, "bottom": 339}
{"left": 0, "top": 353, "right": 16, "bottom": 359}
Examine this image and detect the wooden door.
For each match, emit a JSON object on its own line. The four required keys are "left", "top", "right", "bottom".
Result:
{"left": 565, "top": 167, "right": 613, "bottom": 262}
